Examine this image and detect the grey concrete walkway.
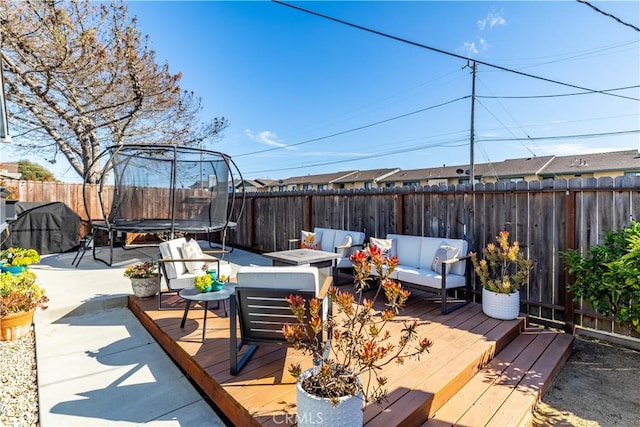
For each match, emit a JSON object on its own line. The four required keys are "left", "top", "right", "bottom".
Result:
{"left": 32, "top": 242, "right": 269, "bottom": 426}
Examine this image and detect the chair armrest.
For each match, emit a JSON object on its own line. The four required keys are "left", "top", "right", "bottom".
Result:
{"left": 157, "top": 257, "right": 223, "bottom": 263}
{"left": 288, "top": 239, "right": 300, "bottom": 250}
{"left": 334, "top": 242, "right": 364, "bottom": 251}
{"left": 202, "top": 249, "right": 230, "bottom": 256}
{"left": 442, "top": 253, "right": 472, "bottom": 265}
{"left": 317, "top": 275, "right": 333, "bottom": 300}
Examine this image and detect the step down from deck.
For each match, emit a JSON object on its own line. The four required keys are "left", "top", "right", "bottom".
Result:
{"left": 424, "top": 327, "right": 574, "bottom": 427}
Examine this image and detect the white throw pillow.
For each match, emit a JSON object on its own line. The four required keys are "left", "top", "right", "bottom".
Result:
{"left": 182, "top": 239, "right": 205, "bottom": 273}
{"left": 335, "top": 235, "right": 353, "bottom": 257}
{"left": 300, "top": 230, "right": 322, "bottom": 250}
{"left": 369, "top": 237, "right": 396, "bottom": 257}
{"left": 431, "top": 242, "right": 460, "bottom": 275}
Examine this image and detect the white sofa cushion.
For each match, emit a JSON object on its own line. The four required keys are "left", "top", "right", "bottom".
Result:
{"left": 315, "top": 228, "right": 336, "bottom": 253}
{"left": 396, "top": 266, "right": 466, "bottom": 289}
{"left": 236, "top": 266, "right": 320, "bottom": 294}
{"left": 387, "top": 234, "right": 422, "bottom": 267}
{"left": 159, "top": 237, "right": 187, "bottom": 279}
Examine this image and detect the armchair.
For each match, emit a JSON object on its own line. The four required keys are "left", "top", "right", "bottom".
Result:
{"left": 230, "top": 266, "right": 332, "bottom": 375}
{"left": 157, "top": 237, "right": 232, "bottom": 309}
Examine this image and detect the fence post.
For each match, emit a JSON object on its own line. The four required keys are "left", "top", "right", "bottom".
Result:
{"left": 564, "top": 189, "right": 576, "bottom": 334}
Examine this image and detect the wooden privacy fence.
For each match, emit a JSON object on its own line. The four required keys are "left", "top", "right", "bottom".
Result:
{"left": 5, "top": 176, "right": 640, "bottom": 341}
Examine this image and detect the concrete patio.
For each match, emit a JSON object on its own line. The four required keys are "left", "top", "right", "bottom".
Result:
{"left": 32, "top": 242, "right": 269, "bottom": 426}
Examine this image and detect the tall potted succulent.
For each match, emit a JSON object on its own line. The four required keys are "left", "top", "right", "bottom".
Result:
{"left": 0, "top": 270, "right": 49, "bottom": 341}
{"left": 471, "top": 231, "right": 533, "bottom": 320}
{"left": 282, "top": 245, "right": 433, "bottom": 426}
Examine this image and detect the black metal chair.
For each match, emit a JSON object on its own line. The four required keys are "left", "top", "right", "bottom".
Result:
{"left": 230, "top": 266, "right": 332, "bottom": 375}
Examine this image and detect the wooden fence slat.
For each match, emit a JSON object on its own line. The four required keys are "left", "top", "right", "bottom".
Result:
{"left": 5, "top": 177, "right": 640, "bottom": 340}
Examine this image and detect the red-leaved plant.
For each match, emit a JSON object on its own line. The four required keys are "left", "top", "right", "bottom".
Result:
{"left": 282, "top": 245, "right": 433, "bottom": 407}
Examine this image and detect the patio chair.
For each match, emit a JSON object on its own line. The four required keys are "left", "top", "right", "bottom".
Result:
{"left": 230, "top": 266, "right": 332, "bottom": 375}
{"left": 157, "top": 237, "right": 232, "bottom": 309}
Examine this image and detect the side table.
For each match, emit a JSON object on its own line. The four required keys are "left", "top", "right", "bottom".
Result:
{"left": 179, "top": 285, "right": 236, "bottom": 343}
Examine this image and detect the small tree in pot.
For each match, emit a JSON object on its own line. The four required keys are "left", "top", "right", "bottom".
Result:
{"left": 471, "top": 231, "right": 533, "bottom": 320}
{"left": 282, "top": 245, "right": 433, "bottom": 426}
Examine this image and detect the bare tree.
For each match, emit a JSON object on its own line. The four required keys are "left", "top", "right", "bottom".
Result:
{"left": 0, "top": 0, "right": 228, "bottom": 182}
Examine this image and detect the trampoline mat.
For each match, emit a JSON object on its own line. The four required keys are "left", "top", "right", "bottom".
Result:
{"left": 92, "top": 219, "right": 236, "bottom": 234}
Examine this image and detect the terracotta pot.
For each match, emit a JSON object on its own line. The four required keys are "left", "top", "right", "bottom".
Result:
{"left": 1, "top": 309, "right": 36, "bottom": 341}
{"left": 130, "top": 276, "right": 159, "bottom": 299}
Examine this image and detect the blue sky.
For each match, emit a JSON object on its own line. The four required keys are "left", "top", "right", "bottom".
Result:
{"left": 6, "top": 1, "right": 640, "bottom": 182}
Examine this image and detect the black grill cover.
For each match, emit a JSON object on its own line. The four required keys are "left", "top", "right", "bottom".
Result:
{"left": 2, "top": 202, "right": 80, "bottom": 254}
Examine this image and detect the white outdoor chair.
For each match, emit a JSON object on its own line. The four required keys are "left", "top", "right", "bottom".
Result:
{"left": 157, "top": 237, "right": 232, "bottom": 309}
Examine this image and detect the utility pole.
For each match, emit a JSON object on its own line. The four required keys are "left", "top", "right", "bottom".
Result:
{"left": 467, "top": 60, "right": 477, "bottom": 190}
{"left": 461, "top": 60, "right": 477, "bottom": 251}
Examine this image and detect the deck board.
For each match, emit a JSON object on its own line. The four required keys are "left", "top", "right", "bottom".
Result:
{"left": 129, "top": 288, "right": 569, "bottom": 427}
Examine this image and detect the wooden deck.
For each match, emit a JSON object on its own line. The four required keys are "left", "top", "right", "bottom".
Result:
{"left": 129, "top": 288, "right": 573, "bottom": 426}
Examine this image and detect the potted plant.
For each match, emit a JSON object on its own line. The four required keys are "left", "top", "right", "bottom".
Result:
{"left": 0, "top": 270, "right": 49, "bottom": 341}
{"left": 193, "top": 273, "right": 213, "bottom": 293}
{"left": 282, "top": 245, "right": 433, "bottom": 426}
{"left": 123, "top": 260, "right": 158, "bottom": 299}
{"left": 564, "top": 221, "right": 640, "bottom": 335}
{"left": 201, "top": 264, "right": 226, "bottom": 291}
{"left": 471, "top": 231, "right": 533, "bottom": 320}
{"left": 0, "top": 247, "right": 41, "bottom": 275}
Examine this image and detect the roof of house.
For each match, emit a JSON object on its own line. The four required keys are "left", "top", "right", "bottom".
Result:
{"left": 479, "top": 156, "right": 555, "bottom": 178}
{"left": 251, "top": 149, "right": 640, "bottom": 187}
{"left": 380, "top": 164, "right": 492, "bottom": 182}
{"left": 539, "top": 150, "right": 640, "bottom": 175}
{"left": 332, "top": 168, "right": 400, "bottom": 183}
{"left": 279, "top": 170, "right": 358, "bottom": 185}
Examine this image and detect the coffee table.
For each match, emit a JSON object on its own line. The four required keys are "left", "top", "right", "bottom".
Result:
{"left": 179, "top": 285, "right": 236, "bottom": 343}
{"left": 263, "top": 248, "right": 341, "bottom": 283}
{"left": 263, "top": 248, "right": 341, "bottom": 268}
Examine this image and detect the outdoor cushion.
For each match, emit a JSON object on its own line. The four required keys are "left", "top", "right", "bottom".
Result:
{"left": 236, "top": 266, "right": 320, "bottom": 294}
{"left": 301, "top": 230, "right": 322, "bottom": 250}
{"left": 369, "top": 237, "right": 396, "bottom": 257}
{"left": 159, "top": 237, "right": 187, "bottom": 279}
{"left": 182, "top": 238, "right": 205, "bottom": 273}
{"left": 431, "top": 243, "right": 460, "bottom": 275}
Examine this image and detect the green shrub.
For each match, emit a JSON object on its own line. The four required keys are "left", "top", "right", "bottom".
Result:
{"left": 564, "top": 221, "right": 640, "bottom": 334}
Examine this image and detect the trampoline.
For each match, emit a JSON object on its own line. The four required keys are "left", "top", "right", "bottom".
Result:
{"left": 83, "top": 144, "right": 245, "bottom": 266}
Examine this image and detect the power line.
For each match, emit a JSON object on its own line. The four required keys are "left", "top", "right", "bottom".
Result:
{"left": 272, "top": 0, "right": 639, "bottom": 102}
{"left": 246, "top": 138, "right": 470, "bottom": 175}
{"left": 245, "top": 129, "right": 639, "bottom": 176}
{"left": 478, "top": 129, "right": 639, "bottom": 143}
{"left": 577, "top": 0, "right": 640, "bottom": 32}
{"left": 477, "top": 85, "right": 640, "bottom": 99}
{"left": 234, "top": 95, "right": 470, "bottom": 157}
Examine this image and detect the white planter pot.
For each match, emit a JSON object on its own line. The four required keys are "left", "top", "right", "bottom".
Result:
{"left": 130, "top": 277, "right": 159, "bottom": 299}
{"left": 482, "top": 288, "right": 520, "bottom": 320}
{"left": 296, "top": 368, "right": 363, "bottom": 427}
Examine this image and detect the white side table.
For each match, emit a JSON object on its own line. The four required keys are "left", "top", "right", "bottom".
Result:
{"left": 179, "top": 285, "right": 236, "bottom": 343}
